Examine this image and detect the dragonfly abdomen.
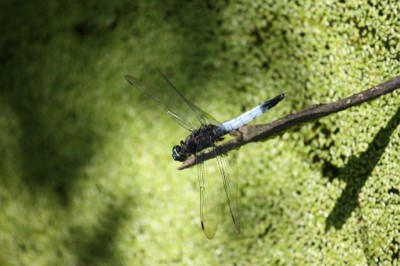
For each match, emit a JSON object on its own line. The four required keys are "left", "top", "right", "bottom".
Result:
{"left": 216, "top": 93, "right": 286, "bottom": 134}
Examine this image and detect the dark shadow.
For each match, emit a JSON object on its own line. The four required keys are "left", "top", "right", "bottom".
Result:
{"left": 0, "top": 61, "right": 101, "bottom": 207}
{"left": 69, "top": 200, "right": 133, "bottom": 266}
{"left": 324, "top": 106, "right": 400, "bottom": 231}
{"left": 0, "top": 1, "right": 115, "bottom": 206}
{"left": 139, "top": 0, "right": 227, "bottom": 86}
{"left": 0, "top": 1, "right": 134, "bottom": 264}
{"left": 4, "top": 95, "right": 99, "bottom": 206}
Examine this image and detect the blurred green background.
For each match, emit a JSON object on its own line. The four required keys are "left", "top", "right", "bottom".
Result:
{"left": 1, "top": 1, "right": 399, "bottom": 265}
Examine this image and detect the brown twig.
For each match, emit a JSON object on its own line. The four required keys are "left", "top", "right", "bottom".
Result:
{"left": 178, "top": 76, "right": 400, "bottom": 170}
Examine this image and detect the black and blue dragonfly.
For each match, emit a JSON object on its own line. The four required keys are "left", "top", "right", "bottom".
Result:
{"left": 125, "top": 69, "right": 285, "bottom": 239}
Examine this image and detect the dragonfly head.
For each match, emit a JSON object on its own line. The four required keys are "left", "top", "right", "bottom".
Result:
{"left": 172, "top": 145, "right": 187, "bottom": 162}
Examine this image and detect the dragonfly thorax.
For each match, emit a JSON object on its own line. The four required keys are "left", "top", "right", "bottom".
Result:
{"left": 171, "top": 124, "right": 223, "bottom": 162}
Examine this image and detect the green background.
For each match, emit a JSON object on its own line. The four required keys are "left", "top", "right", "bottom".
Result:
{"left": 1, "top": 1, "right": 399, "bottom": 265}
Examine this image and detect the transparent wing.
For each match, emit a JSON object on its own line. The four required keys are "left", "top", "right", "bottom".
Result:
{"left": 125, "top": 68, "right": 219, "bottom": 131}
{"left": 215, "top": 148, "right": 241, "bottom": 235}
{"left": 196, "top": 147, "right": 222, "bottom": 239}
{"left": 158, "top": 70, "right": 220, "bottom": 126}
{"left": 196, "top": 143, "right": 241, "bottom": 239}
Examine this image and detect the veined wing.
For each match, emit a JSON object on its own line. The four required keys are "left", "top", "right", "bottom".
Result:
{"left": 215, "top": 148, "right": 240, "bottom": 235}
{"left": 196, "top": 147, "right": 222, "bottom": 239}
{"left": 157, "top": 70, "right": 220, "bottom": 127}
{"left": 125, "top": 68, "right": 219, "bottom": 131}
{"left": 196, "top": 143, "right": 240, "bottom": 239}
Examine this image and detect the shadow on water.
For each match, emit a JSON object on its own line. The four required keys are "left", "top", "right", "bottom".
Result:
{"left": 0, "top": 0, "right": 135, "bottom": 206}
{"left": 4, "top": 94, "right": 99, "bottom": 206}
{"left": 70, "top": 200, "right": 133, "bottom": 266}
{"left": 158, "top": 1, "right": 224, "bottom": 79}
{"left": 0, "top": 0, "right": 148, "bottom": 263}
{"left": 324, "top": 106, "right": 400, "bottom": 231}
{"left": 0, "top": 2, "right": 114, "bottom": 205}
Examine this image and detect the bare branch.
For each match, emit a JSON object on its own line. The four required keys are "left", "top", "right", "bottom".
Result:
{"left": 178, "top": 76, "right": 400, "bottom": 170}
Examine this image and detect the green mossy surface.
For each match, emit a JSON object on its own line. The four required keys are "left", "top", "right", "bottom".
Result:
{"left": 1, "top": 1, "right": 399, "bottom": 265}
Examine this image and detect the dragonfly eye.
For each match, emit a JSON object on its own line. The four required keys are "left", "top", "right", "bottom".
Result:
{"left": 172, "top": 145, "right": 186, "bottom": 161}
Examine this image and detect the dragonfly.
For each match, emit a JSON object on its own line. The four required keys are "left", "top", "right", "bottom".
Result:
{"left": 125, "top": 69, "right": 286, "bottom": 239}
